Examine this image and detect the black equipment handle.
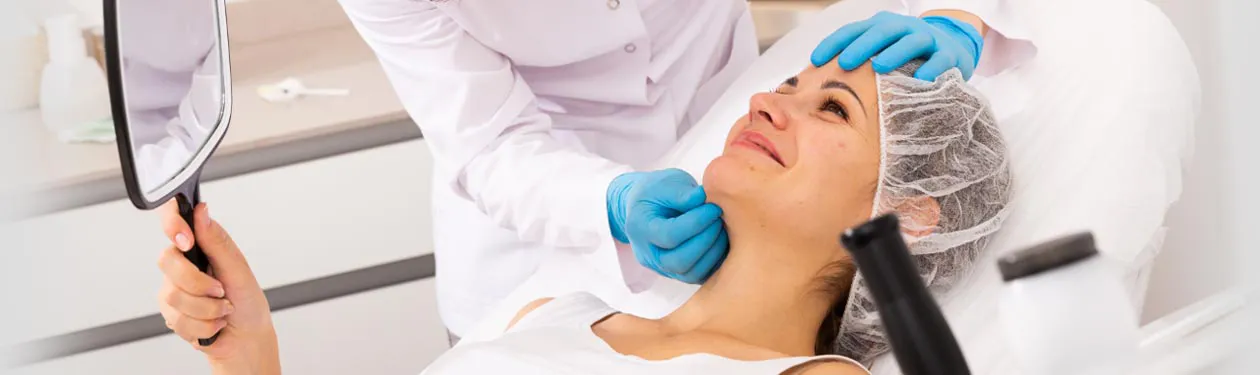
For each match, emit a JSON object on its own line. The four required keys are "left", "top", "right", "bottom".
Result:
{"left": 176, "top": 188, "right": 220, "bottom": 346}
{"left": 840, "top": 214, "right": 969, "bottom": 375}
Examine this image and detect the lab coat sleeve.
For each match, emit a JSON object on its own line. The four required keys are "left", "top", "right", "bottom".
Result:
{"left": 338, "top": 0, "right": 646, "bottom": 283}
{"left": 901, "top": 0, "right": 1038, "bottom": 77}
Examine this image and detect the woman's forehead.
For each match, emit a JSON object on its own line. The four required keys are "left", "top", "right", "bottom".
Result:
{"left": 795, "top": 62, "right": 878, "bottom": 92}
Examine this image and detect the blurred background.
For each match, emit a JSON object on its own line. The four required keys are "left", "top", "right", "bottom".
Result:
{"left": 1, "top": 0, "right": 1254, "bottom": 373}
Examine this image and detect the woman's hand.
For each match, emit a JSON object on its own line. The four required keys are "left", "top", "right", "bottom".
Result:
{"left": 157, "top": 202, "right": 281, "bottom": 374}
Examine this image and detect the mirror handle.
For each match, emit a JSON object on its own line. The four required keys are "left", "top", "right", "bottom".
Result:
{"left": 177, "top": 186, "right": 222, "bottom": 346}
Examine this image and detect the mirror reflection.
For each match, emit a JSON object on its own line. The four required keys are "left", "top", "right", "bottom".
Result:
{"left": 117, "top": 0, "right": 226, "bottom": 194}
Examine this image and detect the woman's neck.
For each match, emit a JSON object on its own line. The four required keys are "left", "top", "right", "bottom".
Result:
{"left": 659, "top": 230, "right": 838, "bottom": 357}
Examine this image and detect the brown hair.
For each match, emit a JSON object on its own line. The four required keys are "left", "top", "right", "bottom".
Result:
{"left": 813, "top": 259, "right": 857, "bottom": 355}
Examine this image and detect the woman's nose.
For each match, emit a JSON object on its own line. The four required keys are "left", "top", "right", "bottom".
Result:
{"left": 749, "top": 92, "right": 789, "bottom": 131}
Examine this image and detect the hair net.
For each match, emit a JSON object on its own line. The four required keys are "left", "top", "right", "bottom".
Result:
{"left": 831, "top": 63, "right": 1013, "bottom": 363}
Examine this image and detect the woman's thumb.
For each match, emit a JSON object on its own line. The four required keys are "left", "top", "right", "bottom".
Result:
{"left": 192, "top": 205, "right": 255, "bottom": 286}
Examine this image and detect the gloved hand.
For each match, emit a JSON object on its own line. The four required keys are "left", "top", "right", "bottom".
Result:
{"left": 607, "top": 169, "right": 729, "bottom": 284}
{"left": 811, "top": 11, "right": 985, "bottom": 81}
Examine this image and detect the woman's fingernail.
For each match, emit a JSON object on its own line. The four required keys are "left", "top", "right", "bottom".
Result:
{"left": 175, "top": 233, "right": 191, "bottom": 251}
{"left": 210, "top": 285, "right": 225, "bottom": 298}
{"left": 224, "top": 301, "right": 235, "bottom": 315}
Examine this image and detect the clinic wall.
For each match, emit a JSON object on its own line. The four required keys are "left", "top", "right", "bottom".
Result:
{"left": 1140, "top": 0, "right": 1238, "bottom": 323}
{"left": 3, "top": 0, "right": 102, "bottom": 114}
{"left": 1218, "top": 0, "right": 1260, "bottom": 372}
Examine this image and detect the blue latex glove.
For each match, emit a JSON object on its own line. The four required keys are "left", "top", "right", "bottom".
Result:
{"left": 607, "top": 169, "right": 729, "bottom": 284}
{"left": 810, "top": 11, "right": 985, "bottom": 81}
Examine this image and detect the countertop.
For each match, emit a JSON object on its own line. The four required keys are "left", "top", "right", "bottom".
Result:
{"left": 1, "top": 26, "right": 418, "bottom": 219}
{"left": 0, "top": 0, "right": 838, "bottom": 219}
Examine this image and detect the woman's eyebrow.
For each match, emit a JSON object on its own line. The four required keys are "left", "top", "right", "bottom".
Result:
{"left": 822, "top": 79, "right": 868, "bottom": 117}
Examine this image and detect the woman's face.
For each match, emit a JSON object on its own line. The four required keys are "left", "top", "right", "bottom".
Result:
{"left": 703, "top": 62, "right": 882, "bottom": 249}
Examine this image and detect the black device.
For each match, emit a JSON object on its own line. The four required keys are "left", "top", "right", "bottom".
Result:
{"left": 840, "top": 214, "right": 970, "bottom": 375}
{"left": 103, "top": 0, "right": 234, "bottom": 346}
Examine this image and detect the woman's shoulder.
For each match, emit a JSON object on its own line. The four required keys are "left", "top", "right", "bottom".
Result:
{"left": 781, "top": 357, "right": 869, "bottom": 375}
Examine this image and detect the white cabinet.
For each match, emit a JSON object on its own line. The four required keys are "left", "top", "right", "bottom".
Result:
{"left": 2, "top": 140, "right": 439, "bottom": 360}
{"left": 10, "top": 279, "right": 449, "bottom": 375}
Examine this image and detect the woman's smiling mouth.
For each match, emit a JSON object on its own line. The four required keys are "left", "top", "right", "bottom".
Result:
{"left": 732, "top": 131, "right": 784, "bottom": 166}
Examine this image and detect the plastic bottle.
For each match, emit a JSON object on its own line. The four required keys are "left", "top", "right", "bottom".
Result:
{"left": 996, "top": 232, "right": 1140, "bottom": 375}
{"left": 1, "top": 2, "right": 46, "bottom": 112}
{"left": 39, "top": 13, "right": 112, "bottom": 134}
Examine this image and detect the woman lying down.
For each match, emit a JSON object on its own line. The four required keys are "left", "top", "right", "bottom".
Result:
{"left": 154, "top": 58, "right": 1011, "bottom": 375}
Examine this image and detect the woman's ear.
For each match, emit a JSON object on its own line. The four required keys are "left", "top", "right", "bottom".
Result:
{"left": 893, "top": 196, "right": 940, "bottom": 238}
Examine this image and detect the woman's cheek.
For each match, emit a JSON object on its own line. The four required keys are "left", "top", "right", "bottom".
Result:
{"left": 767, "top": 183, "right": 840, "bottom": 239}
{"left": 799, "top": 129, "right": 846, "bottom": 162}
{"left": 804, "top": 130, "right": 864, "bottom": 189}
{"left": 724, "top": 116, "right": 749, "bottom": 145}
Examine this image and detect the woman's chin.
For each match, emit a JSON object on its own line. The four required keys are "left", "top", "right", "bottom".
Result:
{"left": 702, "top": 154, "right": 774, "bottom": 202}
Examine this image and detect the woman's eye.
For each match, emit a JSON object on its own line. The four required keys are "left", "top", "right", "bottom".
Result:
{"left": 820, "top": 99, "right": 849, "bottom": 121}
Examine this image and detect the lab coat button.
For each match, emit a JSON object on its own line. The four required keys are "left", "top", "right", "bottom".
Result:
{"left": 624, "top": 43, "right": 637, "bottom": 53}
{"left": 608, "top": 0, "right": 621, "bottom": 10}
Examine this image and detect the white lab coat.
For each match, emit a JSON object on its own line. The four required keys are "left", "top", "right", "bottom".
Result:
{"left": 134, "top": 54, "right": 222, "bottom": 191}
{"left": 337, "top": 0, "right": 1035, "bottom": 336}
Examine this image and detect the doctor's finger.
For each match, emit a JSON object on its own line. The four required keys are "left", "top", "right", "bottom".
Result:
{"left": 679, "top": 230, "right": 729, "bottom": 284}
{"left": 649, "top": 246, "right": 674, "bottom": 278}
{"left": 654, "top": 181, "right": 707, "bottom": 213}
{"left": 811, "top": 19, "right": 874, "bottom": 67}
{"left": 871, "top": 32, "right": 933, "bottom": 74}
{"left": 160, "top": 201, "right": 195, "bottom": 251}
{"left": 836, "top": 22, "right": 917, "bottom": 70}
{"left": 633, "top": 240, "right": 666, "bottom": 276}
{"left": 838, "top": 22, "right": 912, "bottom": 70}
{"left": 158, "top": 246, "right": 225, "bottom": 298}
{"left": 657, "top": 219, "right": 724, "bottom": 275}
{"left": 915, "top": 52, "right": 960, "bottom": 81}
{"left": 646, "top": 203, "right": 723, "bottom": 249}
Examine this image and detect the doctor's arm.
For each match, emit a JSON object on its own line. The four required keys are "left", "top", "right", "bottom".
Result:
{"left": 338, "top": 0, "right": 631, "bottom": 249}
{"left": 338, "top": 0, "right": 689, "bottom": 277}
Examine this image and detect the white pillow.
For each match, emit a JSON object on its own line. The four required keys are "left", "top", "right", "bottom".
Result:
{"left": 652, "top": 0, "right": 1198, "bottom": 373}
{"left": 461, "top": 1, "right": 1197, "bottom": 373}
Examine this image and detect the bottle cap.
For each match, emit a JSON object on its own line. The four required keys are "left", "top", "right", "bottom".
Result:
{"left": 997, "top": 232, "right": 1098, "bottom": 282}
{"left": 44, "top": 13, "right": 87, "bottom": 64}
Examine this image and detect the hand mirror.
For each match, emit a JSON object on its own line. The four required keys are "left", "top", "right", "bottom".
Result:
{"left": 104, "top": 0, "right": 232, "bottom": 345}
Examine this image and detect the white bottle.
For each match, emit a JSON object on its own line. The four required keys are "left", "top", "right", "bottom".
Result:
{"left": 997, "top": 233, "right": 1140, "bottom": 375}
{"left": 39, "top": 13, "right": 112, "bottom": 133}
{"left": 1, "top": 3, "right": 46, "bottom": 112}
